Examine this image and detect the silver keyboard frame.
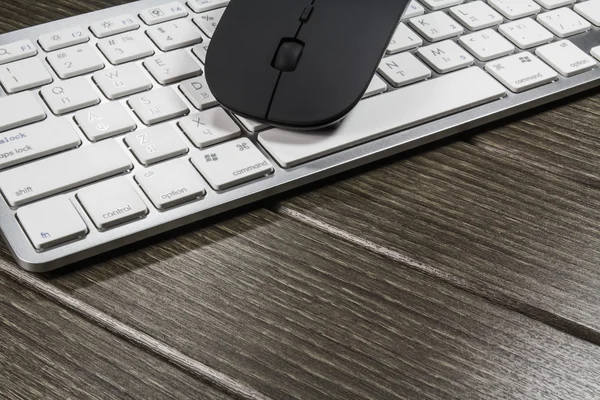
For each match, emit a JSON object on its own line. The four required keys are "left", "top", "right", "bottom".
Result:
{"left": 1, "top": 0, "right": 599, "bottom": 272}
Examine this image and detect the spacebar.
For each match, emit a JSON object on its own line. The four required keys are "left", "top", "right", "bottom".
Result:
{"left": 258, "top": 67, "right": 506, "bottom": 168}
{"left": 0, "top": 140, "right": 133, "bottom": 207}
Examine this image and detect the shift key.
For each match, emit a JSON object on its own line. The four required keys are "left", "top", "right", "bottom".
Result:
{"left": 0, "top": 140, "right": 133, "bottom": 207}
{"left": 0, "top": 119, "right": 81, "bottom": 170}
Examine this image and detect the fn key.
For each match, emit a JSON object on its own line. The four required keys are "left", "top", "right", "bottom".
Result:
{"left": 18, "top": 196, "right": 88, "bottom": 250}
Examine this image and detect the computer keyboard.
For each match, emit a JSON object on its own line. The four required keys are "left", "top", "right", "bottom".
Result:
{"left": 1, "top": 0, "right": 599, "bottom": 272}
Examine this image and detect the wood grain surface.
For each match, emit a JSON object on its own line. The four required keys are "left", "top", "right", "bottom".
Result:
{"left": 0, "top": 274, "right": 231, "bottom": 400}
{"left": 276, "top": 140, "right": 600, "bottom": 342}
{"left": 14, "top": 209, "right": 598, "bottom": 400}
{"left": 4, "top": 1, "right": 600, "bottom": 400}
{"left": 469, "top": 93, "right": 600, "bottom": 187}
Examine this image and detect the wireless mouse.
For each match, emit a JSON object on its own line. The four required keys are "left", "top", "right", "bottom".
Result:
{"left": 205, "top": 0, "right": 411, "bottom": 130}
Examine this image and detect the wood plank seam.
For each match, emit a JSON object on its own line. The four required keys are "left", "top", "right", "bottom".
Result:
{"left": 0, "top": 263, "right": 273, "bottom": 400}
{"left": 274, "top": 204, "right": 600, "bottom": 345}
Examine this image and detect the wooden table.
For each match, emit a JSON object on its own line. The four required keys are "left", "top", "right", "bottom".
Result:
{"left": 3, "top": 1, "right": 600, "bottom": 399}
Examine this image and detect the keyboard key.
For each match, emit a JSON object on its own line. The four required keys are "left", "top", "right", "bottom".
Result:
{"left": 125, "top": 124, "right": 188, "bottom": 165}
{"left": 0, "top": 119, "right": 81, "bottom": 170}
{"left": 139, "top": 2, "right": 188, "bottom": 25}
{"left": 17, "top": 196, "right": 87, "bottom": 250}
{"left": 485, "top": 52, "right": 558, "bottom": 92}
{"left": 499, "top": 18, "right": 554, "bottom": 49}
{"left": 402, "top": 1, "right": 425, "bottom": 19}
{"left": 93, "top": 64, "right": 153, "bottom": 100}
{"left": 575, "top": 0, "right": 600, "bottom": 26}
{"left": 90, "top": 14, "right": 139, "bottom": 38}
{"left": 418, "top": 40, "right": 474, "bottom": 73}
{"left": 409, "top": 12, "right": 464, "bottom": 42}
{"left": 0, "top": 58, "right": 52, "bottom": 93}
{"left": 534, "top": 0, "right": 575, "bottom": 9}
{"left": 40, "top": 77, "right": 100, "bottom": 115}
{"left": 386, "top": 23, "right": 423, "bottom": 55}
{"left": 187, "top": 0, "right": 229, "bottom": 13}
{"left": 193, "top": 8, "right": 225, "bottom": 38}
{"left": 38, "top": 26, "right": 89, "bottom": 52}
{"left": 192, "top": 41, "right": 210, "bottom": 63}
{"left": 449, "top": 2, "right": 504, "bottom": 30}
{"left": 363, "top": 75, "right": 388, "bottom": 98}
{"left": 420, "top": 0, "right": 463, "bottom": 11}
{"left": 144, "top": 50, "right": 202, "bottom": 85}
{"left": 537, "top": 8, "right": 591, "bottom": 37}
{"left": 378, "top": 52, "right": 431, "bottom": 87}
{"left": 591, "top": 45, "right": 600, "bottom": 63}
{"left": 179, "top": 75, "right": 218, "bottom": 110}
{"left": 75, "top": 102, "right": 137, "bottom": 141}
{"left": 0, "top": 139, "right": 133, "bottom": 207}
{"left": 234, "top": 115, "right": 269, "bottom": 133}
{"left": 179, "top": 108, "right": 241, "bottom": 148}
{"left": 136, "top": 159, "right": 206, "bottom": 209}
{"left": 147, "top": 19, "right": 203, "bottom": 51}
{"left": 536, "top": 40, "right": 597, "bottom": 77}
{"left": 0, "top": 92, "right": 46, "bottom": 133}
{"left": 258, "top": 68, "right": 506, "bottom": 168}
{"left": 459, "top": 29, "right": 516, "bottom": 61}
{"left": 97, "top": 31, "right": 154, "bottom": 65}
{"left": 0, "top": 40, "right": 37, "bottom": 65}
{"left": 488, "top": 0, "right": 541, "bottom": 19}
{"left": 191, "top": 138, "right": 273, "bottom": 190}
{"left": 78, "top": 178, "right": 148, "bottom": 229}
{"left": 47, "top": 45, "right": 105, "bottom": 79}
{"left": 128, "top": 87, "right": 189, "bottom": 125}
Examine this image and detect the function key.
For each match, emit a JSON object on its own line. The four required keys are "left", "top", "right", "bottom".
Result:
{"left": 139, "top": 2, "right": 188, "bottom": 25}
{"left": 187, "top": 0, "right": 229, "bottom": 13}
{"left": 0, "top": 40, "right": 37, "bottom": 66}
{"left": 90, "top": 14, "right": 140, "bottom": 38}
{"left": 38, "top": 26, "right": 89, "bottom": 52}
{"left": 17, "top": 196, "right": 88, "bottom": 250}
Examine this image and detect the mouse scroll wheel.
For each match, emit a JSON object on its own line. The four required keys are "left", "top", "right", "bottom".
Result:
{"left": 272, "top": 39, "right": 305, "bottom": 72}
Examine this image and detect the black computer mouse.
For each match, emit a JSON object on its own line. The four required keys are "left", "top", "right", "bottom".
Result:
{"left": 205, "top": 0, "right": 411, "bottom": 130}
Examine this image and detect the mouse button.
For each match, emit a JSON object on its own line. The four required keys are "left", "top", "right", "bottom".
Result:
{"left": 299, "top": 5, "right": 314, "bottom": 22}
{"left": 268, "top": 0, "right": 409, "bottom": 127}
{"left": 272, "top": 39, "right": 305, "bottom": 72}
{"left": 205, "top": 0, "right": 308, "bottom": 119}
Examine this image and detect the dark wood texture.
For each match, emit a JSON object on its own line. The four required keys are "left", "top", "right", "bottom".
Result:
{"left": 276, "top": 140, "right": 600, "bottom": 341}
{"left": 5, "top": 1, "right": 600, "bottom": 399}
{"left": 11, "top": 210, "right": 598, "bottom": 400}
{"left": 0, "top": 274, "right": 231, "bottom": 400}
{"left": 468, "top": 93, "right": 600, "bottom": 187}
{"left": 1, "top": 0, "right": 133, "bottom": 34}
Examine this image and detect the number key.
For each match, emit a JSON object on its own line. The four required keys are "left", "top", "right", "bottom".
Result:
{"left": 47, "top": 45, "right": 105, "bottom": 79}
{"left": 147, "top": 19, "right": 203, "bottom": 51}
{"left": 0, "top": 58, "right": 52, "bottom": 93}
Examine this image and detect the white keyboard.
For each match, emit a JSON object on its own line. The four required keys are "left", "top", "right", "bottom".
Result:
{"left": 1, "top": 0, "right": 600, "bottom": 272}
